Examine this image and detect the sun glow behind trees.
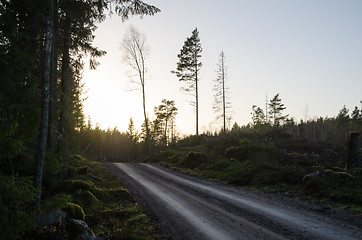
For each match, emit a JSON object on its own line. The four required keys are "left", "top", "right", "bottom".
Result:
{"left": 82, "top": 0, "right": 362, "bottom": 134}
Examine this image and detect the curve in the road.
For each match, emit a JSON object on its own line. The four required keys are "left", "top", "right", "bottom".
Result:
{"left": 110, "top": 163, "right": 362, "bottom": 240}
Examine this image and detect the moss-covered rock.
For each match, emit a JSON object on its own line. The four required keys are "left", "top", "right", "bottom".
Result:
{"left": 67, "top": 219, "right": 95, "bottom": 240}
{"left": 80, "top": 191, "right": 99, "bottom": 205}
{"left": 324, "top": 169, "right": 355, "bottom": 182}
{"left": 65, "top": 203, "right": 85, "bottom": 221}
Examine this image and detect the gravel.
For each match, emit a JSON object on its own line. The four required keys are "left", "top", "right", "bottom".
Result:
{"left": 107, "top": 163, "right": 362, "bottom": 240}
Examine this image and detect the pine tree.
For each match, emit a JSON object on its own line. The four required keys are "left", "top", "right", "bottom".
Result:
{"left": 251, "top": 105, "right": 265, "bottom": 126}
{"left": 127, "top": 117, "right": 139, "bottom": 143}
{"left": 154, "top": 99, "right": 178, "bottom": 145}
{"left": 172, "top": 28, "right": 202, "bottom": 135}
{"left": 268, "top": 93, "right": 288, "bottom": 127}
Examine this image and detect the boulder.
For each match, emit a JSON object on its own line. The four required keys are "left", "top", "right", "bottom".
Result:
{"left": 35, "top": 209, "right": 67, "bottom": 229}
{"left": 302, "top": 169, "right": 325, "bottom": 183}
{"left": 68, "top": 219, "right": 95, "bottom": 240}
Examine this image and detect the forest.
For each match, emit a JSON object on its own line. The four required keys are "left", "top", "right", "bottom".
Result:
{"left": 1, "top": 0, "right": 361, "bottom": 239}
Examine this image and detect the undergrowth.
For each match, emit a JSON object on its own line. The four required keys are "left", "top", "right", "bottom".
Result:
{"left": 148, "top": 133, "right": 362, "bottom": 213}
{"left": 35, "top": 155, "right": 161, "bottom": 240}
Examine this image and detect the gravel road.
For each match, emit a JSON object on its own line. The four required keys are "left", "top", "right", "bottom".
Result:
{"left": 107, "top": 163, "right": 362, "bottom": 240}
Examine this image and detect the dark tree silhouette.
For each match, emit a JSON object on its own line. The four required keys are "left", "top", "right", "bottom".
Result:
{"left": 154, "top": 99, "right": 178, "bottom": 145}
{"left": 268, "top": 93, "right": 288, "bottom": 127}
{"left": 172, "top": 28, "right": 202, "bottom": 135}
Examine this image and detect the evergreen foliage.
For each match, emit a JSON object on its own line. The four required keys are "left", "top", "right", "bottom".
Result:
{"left": 173, "top": 28, "right": 202, "bottom": 135}
{"left": 268, "top": 93, "right": 289, "bottom": 126}
{"left": 0, "top": 174, "right": 37, "bottom": 240}
{"left": 154, "top": 99, "right": 178, "bottom": 146}
{"left": 0, "top": 0, "right": 160, "bottom": 237}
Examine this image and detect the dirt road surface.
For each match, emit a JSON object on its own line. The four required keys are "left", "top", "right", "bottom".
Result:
{"left": 107, "top": 163, "right": 362, "bottom": 240}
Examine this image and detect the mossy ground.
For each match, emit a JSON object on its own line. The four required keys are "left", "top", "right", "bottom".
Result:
{"left": 34, "top": 155, "right": 162, "bottom": 240}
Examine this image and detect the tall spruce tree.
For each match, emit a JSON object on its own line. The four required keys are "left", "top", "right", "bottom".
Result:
{"left": 172, "top": 28, "right": 202, "bottom": 135}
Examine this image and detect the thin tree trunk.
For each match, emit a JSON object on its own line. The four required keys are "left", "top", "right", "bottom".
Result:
{"left": 48, "top": 0, "right": 58, "bottom": 151}
{"left": 59, "top": 16, "right": 71, "bottom": 139}
{"left": 164, "top": 116, "right": 168, "bottom": 145}
{"left": 35, "top": 0, "right": 53, "bottom": 209}
{"left": 195, "top": 57, "right": 199, "bottom": 136}
{"left": 345, "top": 131, "right": 360, "bottom": 170}
{"left": 221, "top": 52, "right": 226, "bottom": 132}
{"left": 142, "top": 84, "right": 151, "bottom": 154}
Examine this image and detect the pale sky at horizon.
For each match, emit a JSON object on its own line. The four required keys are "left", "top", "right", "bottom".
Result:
{"left": 82, "top": 0, "right": 362, "bottom": 135}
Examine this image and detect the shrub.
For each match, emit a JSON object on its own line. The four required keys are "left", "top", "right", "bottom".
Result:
{"left": 222, "top": 161, "right": 254, "bottom": 185}
{"left": 302, "top": 176, "right": 326, "bottom": 196}
{"left": 239, "top": 138, "right": 251, "bottom": 146}
{"left": 62, "top": 179, "right": 96, "bottom": 193}
{"left": 150, "top": 149, "right": 186, "bottom": 164}
{"left": 180, "top": 135, "right": 204, "bottom": 146}
{"left": 209, "top": 159, "right": 230, "bottom": 171}
{"left": 42, "top": 193, "right": 72, "bottom": 212}
{"left": 281, "top": 168, "right": 303, "bottom": 185}
{"left": 225, "top": 146, "right": 250, "bottom": 161}
{"left": 0, "top": 174, "right": 36, "bottom": 240}
{"left": 178, "top": 152, "right": 208, "bottom": 169}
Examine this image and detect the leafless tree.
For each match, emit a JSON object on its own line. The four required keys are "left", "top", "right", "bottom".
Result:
{"left": 213, "top": 51, "right": 231, "bottom": 132}
{"left": 121, "top": 26, "right": 151, "bottom": 153}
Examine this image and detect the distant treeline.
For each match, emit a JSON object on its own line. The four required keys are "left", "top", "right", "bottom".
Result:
{"left": 216, "top": 105, "right": 362, "bottom": 149}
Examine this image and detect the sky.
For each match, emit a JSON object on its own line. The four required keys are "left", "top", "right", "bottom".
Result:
{"left": 82, "top": 0, "right": 362, "bottom": 135}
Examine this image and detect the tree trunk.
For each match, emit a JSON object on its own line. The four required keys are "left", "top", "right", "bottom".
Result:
{"left": 59, "top": 16, "right": 71, "bottom": 139}
{"left": 164, "top": 116, "right": 168, "bottom": 145}
{"left": 35, "top": 0, "right": 54, "bottom": 209}
{"left": 221, "top": 52, "right": 226, "bottom": 132}
{"left": 345, "top": 131, "right": 360, "bottom": 170}
{"left": 48, "top": 0, "right": 58, "bottom": 151}
{"left": 142, "top": 84, "right": 151, "bottom": 154}
{"left": 195, "top": 58, "right": 199, "bottom": 136}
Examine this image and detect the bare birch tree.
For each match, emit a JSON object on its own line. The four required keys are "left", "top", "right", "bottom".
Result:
{"left": 121, "top": 26, "right": 151, "bottom": 153}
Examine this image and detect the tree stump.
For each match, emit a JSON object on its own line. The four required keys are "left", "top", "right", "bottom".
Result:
{"left": 345, "top": 131, "right": 360, "bottom": 170}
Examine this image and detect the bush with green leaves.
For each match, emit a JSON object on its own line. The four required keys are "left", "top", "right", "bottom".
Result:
{"left": 0, "top": 174, "right": 36, "bottom": 240}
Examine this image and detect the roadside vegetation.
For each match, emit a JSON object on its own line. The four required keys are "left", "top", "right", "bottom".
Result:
{"left": 1, "top": 0, "right": 361, "bottom": 238}
{"left": 26, "top": 155, "right": 161, "bottom": 239}
{"left": 147, "top": 124, "right": 362, "bottom": 213}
